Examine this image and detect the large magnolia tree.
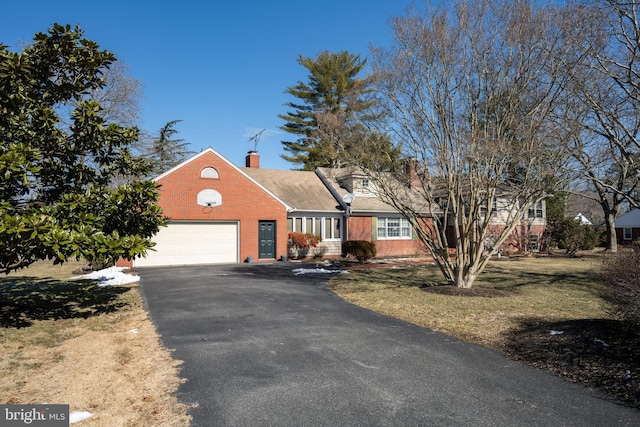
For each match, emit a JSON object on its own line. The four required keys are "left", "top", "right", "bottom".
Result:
{"left": 0, "top": 24, "right": 165, "bottom": 273}
{"left": 360, "top": 0, "right": 573, "bottom": 288}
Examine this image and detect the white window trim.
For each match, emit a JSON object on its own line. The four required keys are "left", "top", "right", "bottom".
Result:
{"left": 528, "top": 233, "right": 540, "bottom": 252}
{"left": 200, "top": 167, "right": 219, "bottom": 179}
{"left": 528, "top": 201, "right": 544, "bottom": 219}
{"left": 288, "top": 215, "right": 342, "bottom": 241}
{"left": 623, "top": 227, "right": 632, "bottom": 240}
{"left": 377, "top": 217, "right": 412, "bottom": 240}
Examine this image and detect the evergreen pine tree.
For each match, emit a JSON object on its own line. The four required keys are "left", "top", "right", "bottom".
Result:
{"left": 145, "top": 120, "right": 194, "bottom": 175}
{"left": 279, "top": 51, "right": 371, "bottom": 170}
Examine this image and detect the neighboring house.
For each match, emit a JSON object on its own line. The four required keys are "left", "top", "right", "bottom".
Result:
{"left": 615, "top": 209, "right": 640, "bottom": 245}
{"left": 575, "top": 213, "right": 592, "bottom": 225}
{"left": 119, "top": 148, "right": 547, "bottom": 267}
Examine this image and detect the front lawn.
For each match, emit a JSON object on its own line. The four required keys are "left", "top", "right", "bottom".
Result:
{"left": 329, "top": 253, "right": 640, "bottom": 408}
{"left": 0, "top": 260, "right": 191, "bottom": 426}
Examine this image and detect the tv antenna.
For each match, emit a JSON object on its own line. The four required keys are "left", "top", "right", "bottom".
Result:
{"left": 248, "top": 129, "right": 266, "bottom": 152}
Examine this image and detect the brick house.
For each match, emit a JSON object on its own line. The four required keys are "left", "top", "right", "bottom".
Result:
{"left": 120, "top": 148, "right": 546, "bottom": 267}
{"left": 615, "top": 209, "right": 640, "bottom": 245}
{"left": 315, "top": 167, "right": 429, "bottom": 258}
{"left": 120, "top": 148, "right": 290, "bottom": 267}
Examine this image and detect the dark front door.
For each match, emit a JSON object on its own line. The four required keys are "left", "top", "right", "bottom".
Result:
{"left": 259, "top": 221, "right": 276, "bottom": 259}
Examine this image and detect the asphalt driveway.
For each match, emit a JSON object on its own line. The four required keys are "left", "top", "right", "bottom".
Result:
{"left": 139, "top": 263, "right": 640, "bottom": 426}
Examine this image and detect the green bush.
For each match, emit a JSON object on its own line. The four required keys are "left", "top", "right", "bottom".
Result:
{"left": 342, "top": 240, "right": 376, "bottom": 263}
{"left": 600, "top": 248, "right": 640, "bottom": 330}
{"left": 556, "top": 218, "right": 602, "bottom": 254}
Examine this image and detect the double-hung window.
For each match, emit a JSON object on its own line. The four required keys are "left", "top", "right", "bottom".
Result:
{"left": 377, "top": 217, "right": 411, "bottom": 239}
{"left": 623, "top": 227, "right": 632, "bottom": 241}
{"left": 528, "top": 202, "right": 544, "bottom": 219}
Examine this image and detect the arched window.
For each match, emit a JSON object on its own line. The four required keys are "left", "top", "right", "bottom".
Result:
{"left": 201, "top": 167, "right": 219, "bottom": 179}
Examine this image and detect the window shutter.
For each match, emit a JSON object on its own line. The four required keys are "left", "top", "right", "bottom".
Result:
{"left": 371, "top": 217, "right": 378, "bottom": 241}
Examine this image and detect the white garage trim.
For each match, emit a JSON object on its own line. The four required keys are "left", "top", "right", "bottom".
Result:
{"left": 135, "top": 221, "right": 239, "bottom": 267}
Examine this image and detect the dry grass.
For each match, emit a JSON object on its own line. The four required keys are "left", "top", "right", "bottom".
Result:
{"left": 330, "top": 252, "right": 640, "bottom": 407}
{"left": 0, "top": 260, "right": 191, "bottom": 426}
{"left": 330, "top": 254, "right": 605, "bottom": 346}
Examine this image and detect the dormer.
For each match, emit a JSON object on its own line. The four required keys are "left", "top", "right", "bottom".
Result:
{"left": 336, "top": 170, "right": 376, "bottom": 197}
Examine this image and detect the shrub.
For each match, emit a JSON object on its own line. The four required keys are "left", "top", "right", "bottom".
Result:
{"left": 600, "top": 248, "right": 640, "bottom": 330}
{"left": 311, "top": 245, "right": 328, "bottom": 259}
{"left": 288, "top": 232, "right": 322, "bottom": 259}
{"left": 556, "top": 218, "right": 602, "bottom": 254}
{"left": 342, "top": 240, "right": 376, "bottom": 263}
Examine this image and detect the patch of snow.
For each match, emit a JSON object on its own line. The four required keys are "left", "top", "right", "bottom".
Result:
{"left": 128, "top": 328, "right": 139, "bottom": 334}
{"left": 73, "top": 266, "right": 140, "bottom": 286}
{"left": 292, "top": 268, "right": 348, "bottom": 276}
{"left": 595, "top": 338, "right": 610, "bottom": 347}
{"left": 70, "top": 411, "right": 93, "bottom": 423}
{"left": 549, "top": 330, "right": 565, "bottom": 335}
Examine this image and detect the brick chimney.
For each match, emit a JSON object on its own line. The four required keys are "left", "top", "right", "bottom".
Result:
{"left": 404, "top": 158, "right": 419, "bottom": 187}
{"left": 246, "top": 151, "right": 260, "bottom": 168}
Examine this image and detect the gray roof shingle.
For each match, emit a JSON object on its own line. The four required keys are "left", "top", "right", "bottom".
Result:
{"left": 241, "top": 168, "right": 341, "bottom": 212}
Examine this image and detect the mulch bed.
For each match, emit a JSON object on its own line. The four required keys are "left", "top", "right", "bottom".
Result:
{"left": 343, "top": 257, "right": 434, "bottom": 270}
{"left": 499, "top": 319, "right": 640, "bottom": 408}
{"left": 419, "top": 283, "right": 640, "bottom": 407}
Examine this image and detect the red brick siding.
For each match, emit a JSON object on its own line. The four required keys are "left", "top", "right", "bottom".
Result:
{"left": 346, "top": 216, "right": 429, "bottom": 258}
{"left": 347, "top": 216, "right": 373, "bottom": 241}
{"left": 616, "top": 227, "right": 640, "bottom": 245}
{"left": 488, "top": 223, "right": 547, "bottom": 253}
{"left": 118, "top": 151, "right": 288, "bottom": 267}
{"left": 345, "top": 215, "right": 545, "bottom": 258}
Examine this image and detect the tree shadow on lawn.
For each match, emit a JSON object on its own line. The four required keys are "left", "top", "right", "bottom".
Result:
{"left": 499, "top": 317, "right": 640, "bottom": 408}
{"left": 0, "top": 276, "right": 130, "bottom": 328}
{"left": 473, "top": 265, "right": 603, "bottom": 298}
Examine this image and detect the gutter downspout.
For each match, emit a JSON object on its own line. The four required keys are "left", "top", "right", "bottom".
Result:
{"left": 315, "top": 168, "right": 351, "bottom": 241}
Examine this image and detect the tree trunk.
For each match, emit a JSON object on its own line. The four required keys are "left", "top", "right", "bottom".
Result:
{"left": 454, "top": 258, "right": 479, "bottom": 288}
{"left": 603, "top": 212, "right": 618, "bottom": 252}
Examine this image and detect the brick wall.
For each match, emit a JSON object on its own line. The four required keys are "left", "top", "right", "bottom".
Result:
{"left": 346, "top": 216, "right": 429, "bottom": 258}
{"left": 119, "top": 150, "right": 288, "bottom": 267}
{"left": 616, "top": 227, "right": 640, "bottom": 246}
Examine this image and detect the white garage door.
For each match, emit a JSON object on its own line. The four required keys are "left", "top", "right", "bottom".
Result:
{"left": 135, "top": 222, "right": 238, "bottom": 267}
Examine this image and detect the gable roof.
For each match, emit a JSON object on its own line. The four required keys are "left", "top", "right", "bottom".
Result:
{"left": 241, "top": 167, "right": 341, "bottom": 213}
{"left": 155, "top": 147, "right": 292, "bottom": 210}
{"left": 616, "top": 209, "right": 640, "bottom": 227}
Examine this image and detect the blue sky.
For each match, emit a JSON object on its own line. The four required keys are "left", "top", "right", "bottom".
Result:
{"left": 1, "top": 0, "right": 417, "bottom": 170}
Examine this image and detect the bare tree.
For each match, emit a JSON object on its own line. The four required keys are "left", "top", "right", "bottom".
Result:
{"left": 554, "top": 0, "right": 640, "bottom": 251}
{"left": 360, "top": 0, "right": 572, "bottom": 288}
{"left": 595, "top": 0, "right": 640, "bottom": 171}
{"left": 63, "top": 60, "right": 143, "bottom": 127}
{"left": 89, "top": 60, "right": 143, "bottom": 127}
